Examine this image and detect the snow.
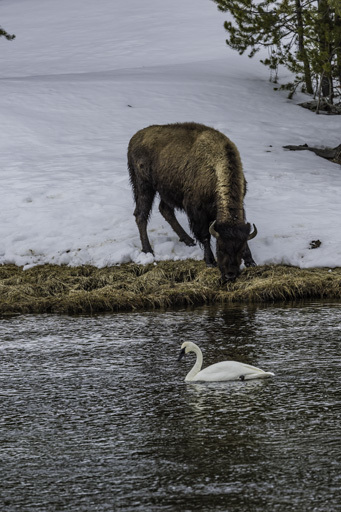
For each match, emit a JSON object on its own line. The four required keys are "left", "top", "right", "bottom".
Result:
{"left": 1, "top": 0, "right": 340, "bottom": 270}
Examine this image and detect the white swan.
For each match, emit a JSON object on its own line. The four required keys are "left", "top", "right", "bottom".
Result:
{"left": 178, "top": 341, "right": 275, "bottom": 382}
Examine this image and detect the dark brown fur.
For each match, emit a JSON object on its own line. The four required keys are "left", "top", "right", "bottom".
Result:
{"left": 127, "top": 122, "right": 256, "bottom": 282}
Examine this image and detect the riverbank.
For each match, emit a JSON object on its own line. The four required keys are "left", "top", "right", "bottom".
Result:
{"left": 1, "top": 261, "right": 340, "bottom": 315}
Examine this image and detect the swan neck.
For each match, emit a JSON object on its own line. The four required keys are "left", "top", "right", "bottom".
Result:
{"left": 185, "top": 344, "right": 203, "bottom": 381}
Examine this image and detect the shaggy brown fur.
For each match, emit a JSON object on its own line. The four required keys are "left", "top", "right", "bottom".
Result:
{"left": 127, "top": 122, "right": 257, "bottom": 282}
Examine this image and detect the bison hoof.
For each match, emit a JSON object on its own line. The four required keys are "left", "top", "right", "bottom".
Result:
{"left": 180, "top": 236, "right": 195, "bottom": 247}
{"left": 244, "top": 260, "right": 256, "bottom": 267}
{"left": 142, "top": 248, "right": 154, "bottom": 256}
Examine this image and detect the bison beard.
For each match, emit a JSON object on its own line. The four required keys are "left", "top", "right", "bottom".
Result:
{"left": 127, "top": 122, "right": 257, "bottom": 283}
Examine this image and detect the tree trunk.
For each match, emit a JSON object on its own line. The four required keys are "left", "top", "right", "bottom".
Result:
{"left": 295, "top": 0, "right": 313, "bottom": 94}
{"left": 335, "top": 14, "right": 341, "bottom": 87}
{"left": 317, "top": 0, "right": 334, "bottom": 100}
{"left": 321, "top": 76, "right": 332, "bottom": 99}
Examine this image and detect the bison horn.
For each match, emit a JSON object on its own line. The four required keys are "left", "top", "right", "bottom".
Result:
{"left": 209, "top": 220, "right": 220, "bottom": 239}
{"left": 248, "top": 223, "right": 258, "bottom": 240}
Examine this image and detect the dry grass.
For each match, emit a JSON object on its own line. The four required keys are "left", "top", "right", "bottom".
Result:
{"left": 0, "top": 261, "right": 340, "bottom": 315}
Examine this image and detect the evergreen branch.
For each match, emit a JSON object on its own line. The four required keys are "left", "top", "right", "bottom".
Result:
{"left": 0, "top": 26, "right": 15, "bottom": 40}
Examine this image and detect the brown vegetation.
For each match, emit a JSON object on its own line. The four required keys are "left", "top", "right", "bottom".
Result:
{"left": 0, "top": 261, "right": 340, "bottom": 315}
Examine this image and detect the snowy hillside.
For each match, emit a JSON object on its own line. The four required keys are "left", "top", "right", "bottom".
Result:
{"left": 1, "top": 0, "right": 340, "bottom": 269}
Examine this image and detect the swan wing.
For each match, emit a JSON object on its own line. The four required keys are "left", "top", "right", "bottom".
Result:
{"left": 192, "top": 361, "right": 274, "bottom": 382}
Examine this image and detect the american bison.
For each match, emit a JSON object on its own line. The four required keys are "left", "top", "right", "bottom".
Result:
{"left": 127, "top": 122, "right": 257, "bottom": 282}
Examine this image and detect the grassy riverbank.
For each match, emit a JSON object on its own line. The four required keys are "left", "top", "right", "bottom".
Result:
{"left": 0, "top": 261, "right": 340, "bottom": 315}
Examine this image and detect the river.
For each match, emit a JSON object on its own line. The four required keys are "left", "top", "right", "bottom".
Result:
{"left": 1, "top": 302, "right": 340, "bottom": 511}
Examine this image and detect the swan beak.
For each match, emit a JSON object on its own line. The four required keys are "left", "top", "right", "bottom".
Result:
{"left": 178, "top": 347, "right": 186, "bottom": 361}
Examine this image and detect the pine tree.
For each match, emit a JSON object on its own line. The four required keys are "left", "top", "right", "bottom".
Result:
{"left": 211, "top": 0, "right": 341, "bottom": 104}
{"left": 328, "top": 0, "right": 341, "bottom": 16}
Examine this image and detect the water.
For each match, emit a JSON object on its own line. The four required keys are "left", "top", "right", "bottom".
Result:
{"left": 0, "top": 303, "right": 340, "bottom": 511}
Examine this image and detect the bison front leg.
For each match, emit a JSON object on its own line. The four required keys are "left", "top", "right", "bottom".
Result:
{"left": 202, "top": 237, "right": 216, "bottom": 267}
{"left": 243, "top": 242, "right": 256, "bottom": 267}
{"left": 159, "top": 200, "right": 195, "bottom": 247}
{"left": 187, "top": 210, "right": 216, "bottom": 266}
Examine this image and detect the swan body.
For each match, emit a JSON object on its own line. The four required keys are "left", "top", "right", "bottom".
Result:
{"left": 178, "top": 341, "right": 275, "bottom": 382}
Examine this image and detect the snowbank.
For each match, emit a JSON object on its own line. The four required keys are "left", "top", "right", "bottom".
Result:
{"left": 1, "top": 0, "right": 340, "bottom": 269}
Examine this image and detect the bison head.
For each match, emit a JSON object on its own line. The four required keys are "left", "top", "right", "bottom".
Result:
{"left": 209, "top": 221, "right": 257, "bottom": 283}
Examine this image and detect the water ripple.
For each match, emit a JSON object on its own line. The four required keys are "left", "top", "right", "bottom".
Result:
{"left": 0, "top": 303, "right": 340, "bottom": 511}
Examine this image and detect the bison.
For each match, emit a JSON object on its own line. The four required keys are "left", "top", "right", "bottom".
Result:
{"left": 127, "top": 122, "right": 257, "bottom": 283}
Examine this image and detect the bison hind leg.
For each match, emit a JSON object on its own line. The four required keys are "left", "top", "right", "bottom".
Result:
{"left": 159, "top": 200, "right": 195, "bottom": 247}
{"left": 133, "top": 185, "right": 156, "bottom": 255}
